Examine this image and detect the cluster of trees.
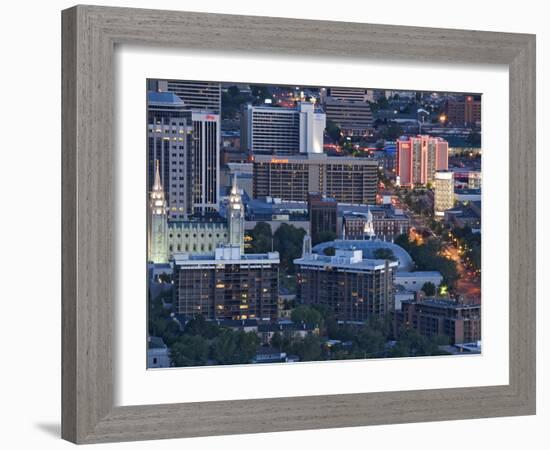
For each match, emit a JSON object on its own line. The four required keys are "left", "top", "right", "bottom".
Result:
{"left": 452, "top": 225, "right": 481, "bottom": 271}
{"left": 221, "top": 85, "right": 254, "bottom": 120}
{"left": 373, "top": 248, "right": 397, "bottom": 261}
{"left": 395, "top": 234, "right": 459, "bottom": 288}
{"left": 402, "top": 190, "right": 431, "bottom": 216}
{"left": 325, "top": 119, "right": 342, "bottom": 143}
{"left": 149, "top": 295, "right": 261, "bottom": 367}
{"left": 247, "top": 222, "right": 306, "bottom": 273}
{"left": 312, "top": 230, "right": 337, "bottom": 246}
{"left": 170, "top": 315, "right": 261, "bottom": 367}
{"left": 283, "top": 305, "right": 449, "bottom": 361}
{"left": 221, "top": 84, "right": 274, "bottom": 120}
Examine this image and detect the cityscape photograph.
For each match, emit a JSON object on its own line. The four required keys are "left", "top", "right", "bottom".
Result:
{"left": 146, "top": 79, "right": 482, "bottom": 368}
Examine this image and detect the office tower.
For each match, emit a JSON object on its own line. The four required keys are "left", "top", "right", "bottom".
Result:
{"left": 173, "top": 246, "right": 280, "bottom": 321}
{"left": 328, "top": 87, "right": 367, "bottom": 102}
{"left": 151, "top": 79, "right": 222, "bottom": 113}
{"left": 445, "top": 95, "right": 481, "bottom": 127}
{"left": 308, "top": 193, "right": 338, "bottom": 245}
{"left": 434, "top": 170, "right": 455, "bottom": 217}
{"left": 228, "top": 175, "right": 245, "bottom": 253}
{"left": 253, "top": 154, "right": 378, "bottom": 204}
{"left": 241, "top": 102, "right": 326, "bottom": 155}
{"left": 191, "top": 111, "right": 220, "bottom": 215}
{"left": 396, "top": 135, "right": 449, "bottom": 187}
{"left": 398, "top": 299, "right": 481, "bottom": 344}
{"left": 295, "top": 245, "right": 397, "bottom": 322}
{"left": 323, "top": 97, "right": 374, "bottom": 136}
{"left": 147, "top": 91, "right": 194, "bottom": 220}
{"left": 148, "top": 161, "right": 168, "bottom": 264}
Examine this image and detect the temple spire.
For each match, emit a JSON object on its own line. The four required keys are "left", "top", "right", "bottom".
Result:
{"left": 302, "top": 234, "right": 312, "bottom": 256}
{"left": 231, "top": 173, "right": 238, "bottom": 195}
{"left": 153, "top": 159, "right": 163, "bottom": 191}
{"left": 228, "top": 174, "right": 245, "bottom": 253}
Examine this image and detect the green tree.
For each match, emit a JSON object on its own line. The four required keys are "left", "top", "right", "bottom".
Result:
{"left": 247, "top": 222, "right": 273, "bottom": 253}
{"left": 313, "top": 230, "right": 337, "bottom": 246}
{"left": 373, "top": 248, "right": 397, "bottom": 261}
{"left": 380, "top": 122, "right": 403, "bottom": 140}
{"left": 291, "top": 334, "right": 322, "bottom": 361}
{"left": 325, "top": 119, "right": 342, "bottom": 142}
{"left": 170, "top": 334, "right": 209, "bottom": 367}
{"left": 273, "top": 223, "right": 306, "bottom": 273}
{"left": 355, "top": 326, "right": 386, "bottom": 356}
{"left": 211, "top": 329, "right": 260, "bottom": 365}
{"left": 394, "top": 233, "right": 411, "bottom": 253}
{"left": 271, "top": 331, "right": 283, "bottom": 350}
{"left": 184, "top": 314, "right": 220, "bottom": 339}
{"left": 227, "top": 85, "right": 240, "bottom": 97}
{"left": 421, "top": 281, "right": 436, "bottom": 297}
{"left": 291, "top": 305, "right": 322, "bottom": 327}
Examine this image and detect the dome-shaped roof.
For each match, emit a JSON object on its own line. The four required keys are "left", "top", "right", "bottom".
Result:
{"left": 312, "top": 239, "right": 414, "bottom": 272}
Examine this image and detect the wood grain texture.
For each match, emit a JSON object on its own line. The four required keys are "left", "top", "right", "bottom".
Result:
{"left": 61, "top": 5, "right": 536, "bottom": 444}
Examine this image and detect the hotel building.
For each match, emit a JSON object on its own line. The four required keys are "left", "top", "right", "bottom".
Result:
{"left": 295, "top": 238, "right": 397, "bottom": 322}
{"left": 396, "top": 135, "right": 449, "bottom": 187}
{"left": 241, "top": 102, "right": 326, "bottom": 155}
{"left": 253, "top": 154, "right": 378, "bottom": 204}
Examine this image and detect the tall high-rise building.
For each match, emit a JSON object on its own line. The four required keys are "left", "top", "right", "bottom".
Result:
{"left": 191, "top": 112, "right": 220, "bottom": 215}
{"left": 445, "top": 95, "right": 481, "bottom": 127}
{"left": 148, "top": 161, "right": 168, "bottom": 264}
{"left": 147, "top": 92, "right": 221, "bottom": 219}
{"left": 323, "top": 97, "right": 374, "bottom": 137}
{"left": 295, "top": 245, "right": 397, "bottom": 322}
{"left": 253, "top": 154, "right": 378, "bottom": 204}
{"left": 228, "top": 175, "right": 245, "bottom": 253}
{"left": 147, "top": 91, "right": 194, "bottom": 220}
{"left": 308, "top": 193, "right": 338, "bottom": 245}
{"left": 396, "top": 135, "right": 449, "bottom": 187}
{"left": 241, "top": 102, "right": 326, "bottom": 155}
{"left": 150, "top": 79, "right": 222, "bottom": 113}
{"left": 434, "top": 170, "right": 455, "bottom": 217}
{"left": 173, "top": 246, "right": 280, "bottom": 321}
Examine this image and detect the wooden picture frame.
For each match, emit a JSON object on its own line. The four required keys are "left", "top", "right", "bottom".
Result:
{"left": 61, "top": 5, "right": 536, "bottom": 444}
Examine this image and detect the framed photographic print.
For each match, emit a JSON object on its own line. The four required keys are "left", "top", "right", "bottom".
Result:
{"left": 62, "top": 5, "right": 536, "bottom": 444}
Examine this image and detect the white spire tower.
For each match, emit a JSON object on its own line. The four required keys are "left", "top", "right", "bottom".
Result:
{"left": 148, "top": 160, "right": 168, "bottom": 263}
{"left": 363, "top": 209, "right": 376, "bottom": 240}
{"left": 228, "top": 174, "right": 245, "bottom": 253}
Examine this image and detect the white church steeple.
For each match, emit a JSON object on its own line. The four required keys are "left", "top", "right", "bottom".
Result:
{"left": 228, "top": 174, "right": 245, "bottom": 253}
{"left": 363, "top": 208, "right": 376, "bottom": 240}
{"left": 148, "top": 160, "right": 168, "bottom": 263}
